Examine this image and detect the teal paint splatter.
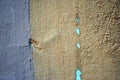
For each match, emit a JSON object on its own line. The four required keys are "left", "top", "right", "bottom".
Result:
{"left": 76, "top": 18, "right": 80, "bottom": 23}
{"left": 76, "top": 68, "right": 82, "bottom": 80}
{"left": 75, "top": 27, "right": 81, "bottom": 36}
{"left": 76, "top": 42, "right": 81, "bottom": 49}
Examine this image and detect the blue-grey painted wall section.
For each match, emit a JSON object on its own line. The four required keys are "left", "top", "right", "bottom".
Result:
{"left": 0, "top": 0, "right": 34, "bottom": 80}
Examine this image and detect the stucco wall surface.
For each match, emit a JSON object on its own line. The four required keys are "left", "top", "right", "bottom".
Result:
{"left": 30, "top": 0, "right": 120, "bottom": 80}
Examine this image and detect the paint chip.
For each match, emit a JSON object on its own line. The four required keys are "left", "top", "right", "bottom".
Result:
{"left": 76, "top": 42, "right": 81, "bottom": 49}
{"left": 76, "top": 18, "right": 80, "bottom": 23}
{"left": 76, "top": 68, "right": 82, "bottom": 80}
{"left": 75, "top": 27, "right": 81, "bottom": 36}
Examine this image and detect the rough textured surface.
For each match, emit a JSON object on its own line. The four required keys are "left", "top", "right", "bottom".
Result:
{"left": 0, "top": 0, "right": 34, "bottom": 80}
{"left": 78, "top": 0, "right": 120, "bottom": 80}
{"left": 30, "top": 0, "right": 120, "bottom": 80}
{"left": 30, "top": 0, "right": 76, "bottom": 80}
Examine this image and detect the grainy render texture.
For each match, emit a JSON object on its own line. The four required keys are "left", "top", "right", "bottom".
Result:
{"left": 30, "top": 0, "right": 120, "bottom": 80}
{"left": 0, "top": 0, "right": 34, "bottom": 80}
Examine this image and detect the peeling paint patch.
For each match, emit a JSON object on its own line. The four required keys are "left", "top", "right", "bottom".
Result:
{"left": 76, "top": 68, "right": 82, "bottom": 80}
{"left": 76, "top": 42, "right": 81, "bottom": 49}
{"left": 76, "top": 18, "right": 80, "bottom": 23}
{"left": 75, "top": 27, "right": 81, "bottom": 36}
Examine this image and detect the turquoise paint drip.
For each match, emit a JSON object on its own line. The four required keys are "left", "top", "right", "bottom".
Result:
{"left": 76, "top": 42, "right": 81, "bottom": 49}
{"left": 76, "top": 68, "right": 82, "bottom": 80}
{"left": 75, "top": 27, "right": 81, "bottom": 36}
{"left": 76, "top": 18, "right": 80, "bottom": 23}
